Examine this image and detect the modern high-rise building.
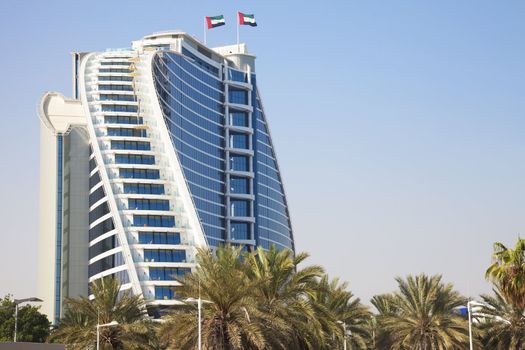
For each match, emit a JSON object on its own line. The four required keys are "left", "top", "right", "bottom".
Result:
{"left": 38, "top": 31, "right": 294, "bottom": 324}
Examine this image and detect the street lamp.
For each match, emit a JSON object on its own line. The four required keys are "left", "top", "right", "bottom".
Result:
{"left": 467, "top": 300, "right": 484, "bottom": 350}
{"left": 184, "top": 297, "right": 213, "bottom": 350}
{"left": 184, "top": 297, "right": 203, "bottom": 350}
{"left": 96, "top": 320, "right": 119, "bottom": 350}
{"left": 13, "top": 297, "right": 43, "bottom": 342}
{"left": 337, "top": 320, "right": 347, "bottom": 350}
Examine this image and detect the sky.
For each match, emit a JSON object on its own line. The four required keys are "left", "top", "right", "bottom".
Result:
{"left": 0, "top": 0, "right": 524, "bottom": 305}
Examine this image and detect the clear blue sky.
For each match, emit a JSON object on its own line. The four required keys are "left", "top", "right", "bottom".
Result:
{"left": 0, "top": 0, "right": 524, "bottom": 303}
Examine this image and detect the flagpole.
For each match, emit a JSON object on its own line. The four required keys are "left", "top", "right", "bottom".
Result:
{"left": 204, "top": 17, "right": 207, "bottom": 45}
{"left": 237, "top": 12, "right": 240, "bottom": 52}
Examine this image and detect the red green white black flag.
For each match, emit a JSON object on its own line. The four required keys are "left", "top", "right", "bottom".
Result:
{"left": 206, "top": 15, "right": 226, "bottom": 29}
{"left": 238, "top": 12, "right": 257, "bottom": 26}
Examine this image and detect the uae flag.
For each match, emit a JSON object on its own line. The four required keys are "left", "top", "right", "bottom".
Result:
{"left": 238, "top": 12, "right": 257, "bottom": 26}
{"left": 206, "top": 15, "right": 225, "bottom": 29}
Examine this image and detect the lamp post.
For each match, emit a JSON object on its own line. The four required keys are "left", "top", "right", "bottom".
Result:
{"left": 467, "top": 300, "right": 484, "bottom": 350}
{"left": 13, "top": 297, "right": 42, "bottom": 342}
{"left": 96, "top": 320, "right": 119, "bottom": 350}
{"left": 337, "top": 320, "right": 347, "bottom": 350}
{"left": 184, "top": 297, "right": 203, "bottom": 350}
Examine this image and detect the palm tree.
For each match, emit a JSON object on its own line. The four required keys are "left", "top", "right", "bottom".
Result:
{"left": 486, "top": 239, "right": 525, "bottom": 309}
{"left": 244, "top": 245, "right": 326, "bottom": 349}
{"left": 374, "top": 274, "right": 470, "bottom": 350}
{"left": 311, "top": 275, "right": 371, "bottom": 350}
{"left": 477, "top": 287, "right": 525, "bottom": 350}
{"left": 160, "top": 245, "right": 272, "bottom": 350}
{"left": 369, "top": 294, "right": 397, "bottom": 349}
{"left": 49, "top": 276, "right": 155, "bottom": 350}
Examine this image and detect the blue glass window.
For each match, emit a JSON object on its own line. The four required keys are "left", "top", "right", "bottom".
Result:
{"left": 231, "top": 200, "right": 249, "bottom": 217}
{"left": 119, "top": 168, "right": 159, "bottom": 179}
{"left": 229, "top": 89, "right": 248, "bottom": 104}
{"left": 230, "top": 133, "right": 249, "bottom": 149}
{"left": 89, "top": 186, "right": 105, "bottom": 207}
{"left": 228, "top": 69, "right": 247, "bottom": 83}
{"left": 105, "top": 116, "right": 143, "bottom": 124}
{"left": 107, "top": 128, "right": 146, "bottom": 137}
{"left": 229, "top": 110, "right": 248, "bottom": 127}
{"left": 124, "top": 183, "right": 164, "bottom": 194}
{"left": 111, "top": 140, "right": 150, "bottom": 150}
{"left": 144, "top": 249, "right": 186, "bottom": 262}
{"left": 129, "top": 199, "right": 170, "bottom": 211}
{"left": 100, "top": 94, "right": 135, "bottom": 101}
{"left": 101, "top": 105, "right": 137, "bottom": 112}
{"left": 230, "top": 177, "right": 249, "bottom": 194}
{"left": 115, "top": 154, "right": 155, "bottom": 165}
{"left": 89, "top": 172, "right": 101, "bottom": 188}
{"left": 89, "top": 217, "right": 115, "bottom": 241}
{"left": 98, "top": 76, "right": 133, "bottom": 82}
{"left": 133, "top": 215, "right": 175, "bottom": 227}
{"left": 99, "top": 68, "right": 130, "bottom": 73}
{"left": 150, "top": 267, "right": 190, "bottom": 281}
{"left": 231, "top": 222, "right": 250, "bottom": 240}
{"left": 101, "top": 61, "right": 130, "bottom": 66}
{"left": 99, "top": 85, "right": 133, "bottom": 91}
{"left": 230, "top": 155, "right": 249, "bottom": 172}
{"left": 89, "top": 202, "right": 109, "bottom": 224}
{"left": 139, "top": 232, "right": 180, "bottom": 245}
{"left": 155, "top": 286, "right": 176, "bottom": 300}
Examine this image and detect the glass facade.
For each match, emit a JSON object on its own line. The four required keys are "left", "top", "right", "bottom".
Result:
{"left": 152, "top": 46, "right": 294, "bottom": 251}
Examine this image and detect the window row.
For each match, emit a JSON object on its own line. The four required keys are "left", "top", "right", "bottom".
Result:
{"left": 230, "top": 155, "right": 249, "bottom": 172}
{"left": 133, "top": 215, "right": 175, "bottom": 227}
{"left": 124, "top": 183, "right": 164, "bottom": 195}
{"left": 229, "top": 110, "right": 249, "bottom": 127}
{"left": 99, "top": 84, "right": 133, "bottom": 91}
{"left": 105, "top": 116, "right": 143, "bottom": 125}
{"left": 102, "top": 105, "right": 138, "bottom": 113}
{"left": 100, "top": 61, "right": 131, "bottom": 66}
{"left": 129, "top": 199, "right": 170, "bottom": 211}
{"left": 120, "top": 168, "right": 159, "bottom": 179}
{"left": 144, "top": 249, "right": 186, "bottom": 263}
{"left": 100, "top": 94, "right": 136, "bottom": 102}
{"left": 99, "top": 68, "right": 130, "bottom": 73}
{"left": 89, "top": 217, "right": 115, "bottom": 242}
{"left": 88, "top": 252, "right": 124, "bottom": 277}
{"left": 230, "top": 176, "right": 249, "bottom": 194}
{"left": 138, "top": 232, "right": 180, "bottom": 245}
{"left": 155, "top": 286, "right": 176, "bottom": 300}
{"left": 89, "top": 186, "right": 105, "bottom": 207}
{"left": 229, "top": 88, "right": 248, "bottom": 105}
{"left": 149, "top": 267, "right": 190, "bottom": 281}
{"left": 99, "top": 76, "right": 133, "bottom": 82}
{"left": 111, "top": 140, "right": 150, "bottom": 150}
{"left": 230, "top": 133, "right": 249, "bottom": 149}
{"left": 230, "top": 200, "right": 250, "bottom": 217}
{"left": 89, "top": 202, "right": 109, "bottom": 224}
{"left": 107, "top": 128, "right": 146, "bottom": 137}
{"left": 231, "top": 222, "right": 250, "bottom": 240}
{"left": 89, "top": 235, "right": 116, "bottom": 259}
{"left": 115, "top": 154, "right": 155, "bottom": 165}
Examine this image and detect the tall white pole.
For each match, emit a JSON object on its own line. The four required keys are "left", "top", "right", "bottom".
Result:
{"left": 204, "top": 18, "right": 207, "bottom": 46}
{"left": 343, "top": 322, "right": 347, "bottom": 350}
{"left": 13, "top": 304, "right": 18, "bottom": 342}
{"left": 198, "top": 297, "right": 202, "bottom": 350}
{"left": 237, "top": 13, "right": 240, "bottom": 52}
{"left": 96, "top": 324, "right": 100, "bottom": 350}
{"left": 468, "top": 301, "right": 473, "bottom": 350}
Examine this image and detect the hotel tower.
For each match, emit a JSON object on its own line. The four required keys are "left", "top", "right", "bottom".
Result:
{"left": 38, "top": 32, "right": 294, "bottom": 324}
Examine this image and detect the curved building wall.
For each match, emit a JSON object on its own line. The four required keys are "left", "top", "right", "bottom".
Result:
{"left": 151, "top": 42, "right": 294, "bottom": 251}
